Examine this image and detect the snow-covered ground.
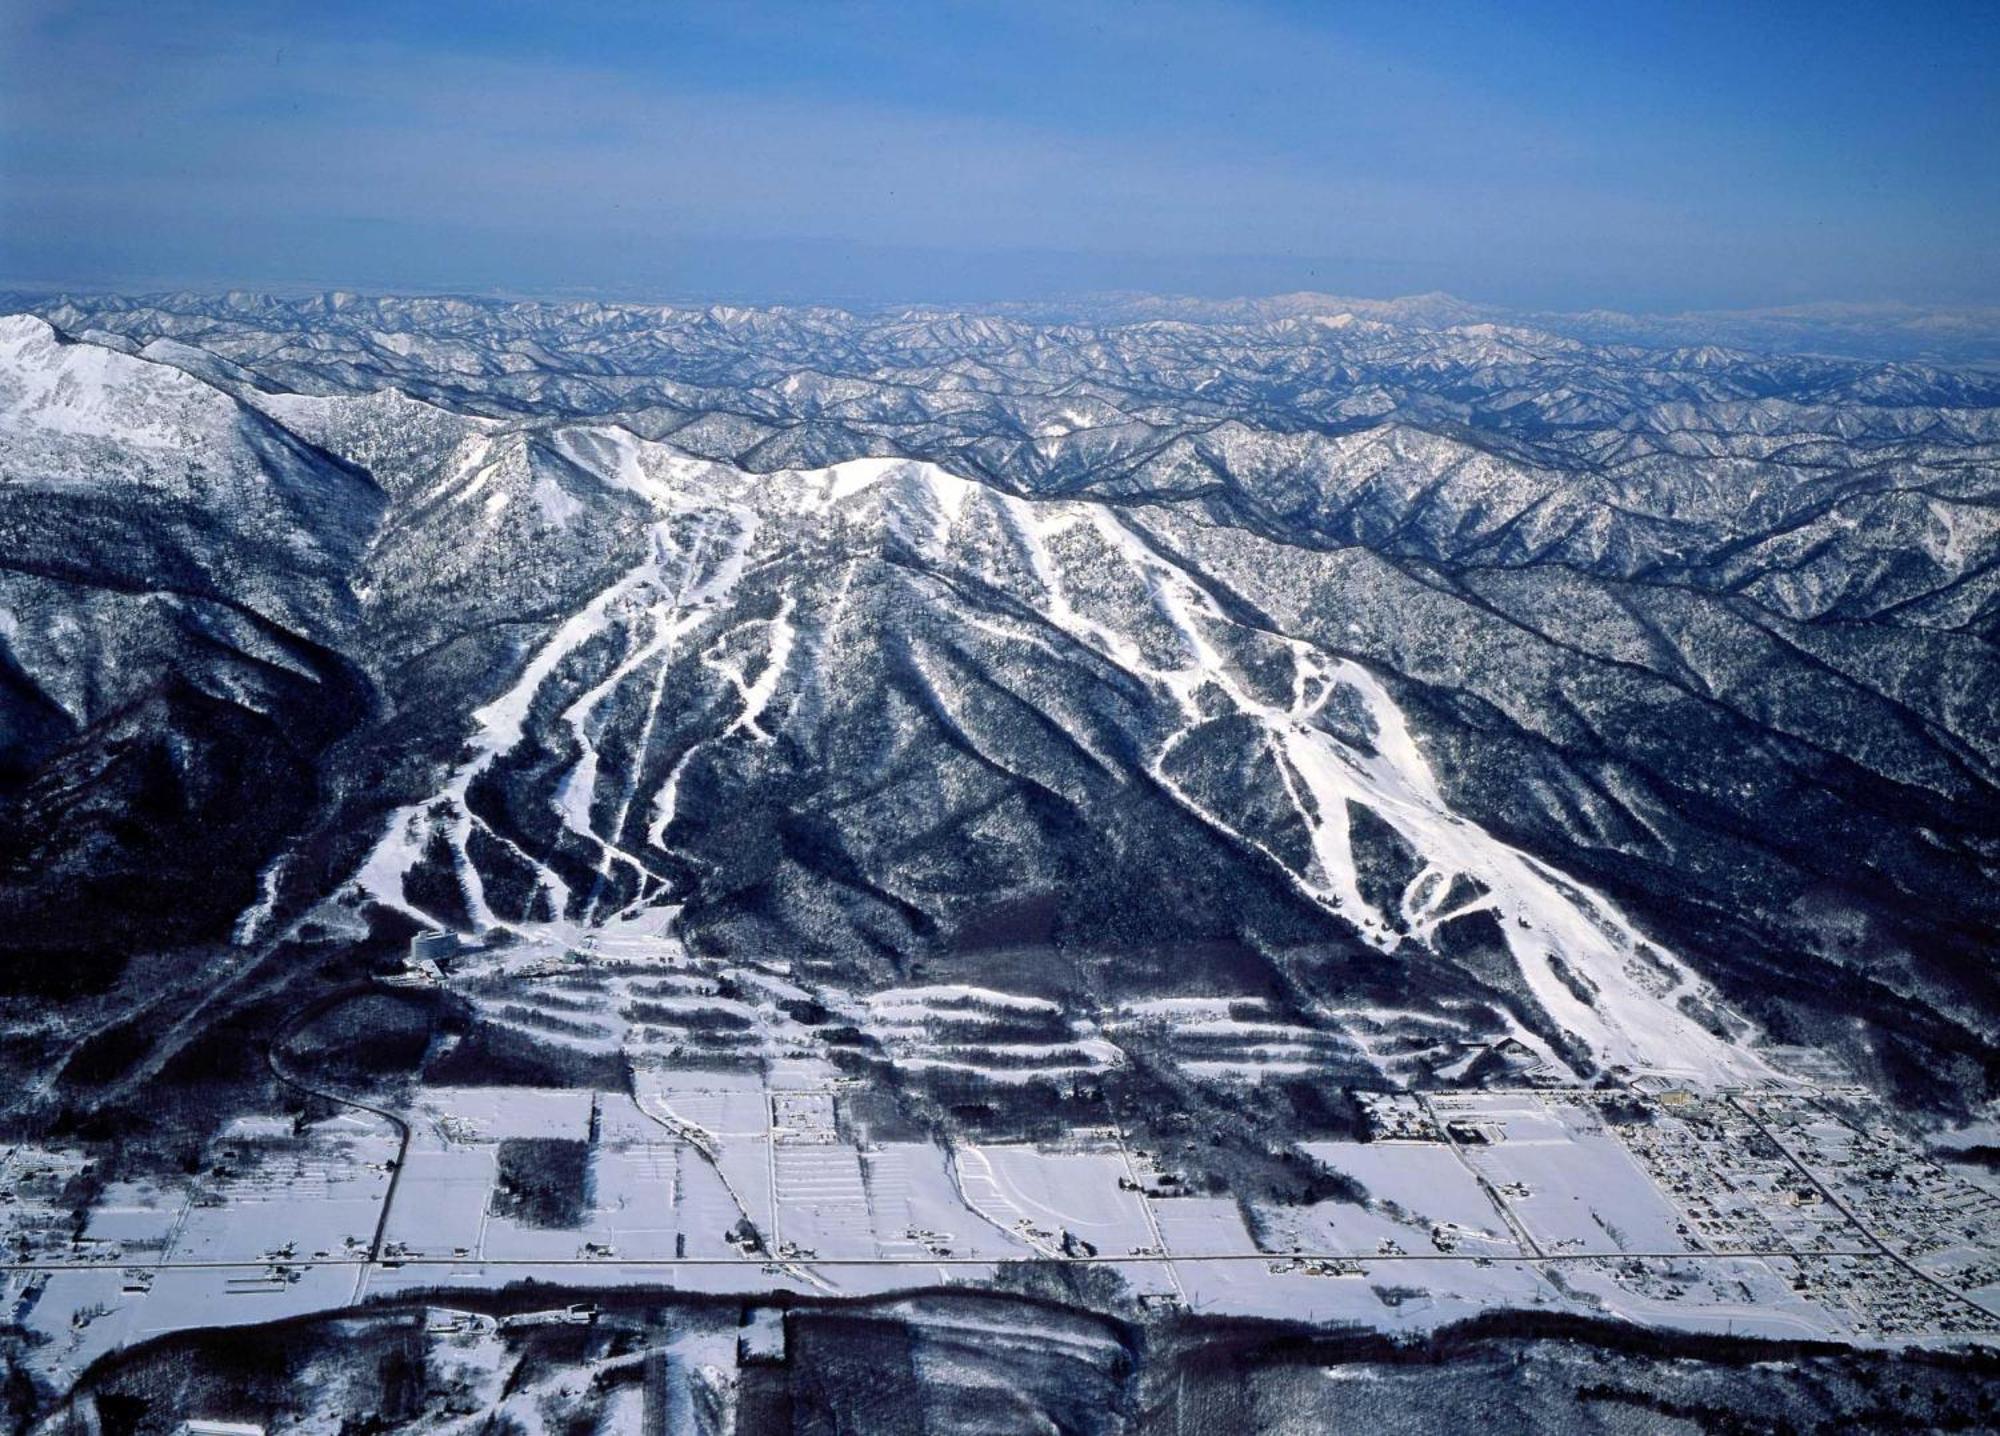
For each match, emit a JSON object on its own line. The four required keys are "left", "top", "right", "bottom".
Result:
{"left": 11, "top": 1071, "right": 2000, "bottom": 1396}
{"left": 1441, "top": 1095, "right": 1699, "bottom": 1255}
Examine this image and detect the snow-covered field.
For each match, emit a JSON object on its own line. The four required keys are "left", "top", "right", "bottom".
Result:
{"left": 955, "top": 1147, "right": 1157, "bottom": 1258}
{"left": 1296, "top": 1140, "right": 1521, "bottom": 1253}
{"left": 11, "top": 1069, "right": 2000, "bottom": 1396}
{"left": 1443, "top": 1095, "right": 1698, "bottom": 1254}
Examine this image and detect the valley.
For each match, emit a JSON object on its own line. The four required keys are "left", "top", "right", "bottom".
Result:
{"left": 6, "top": 914, "right": 1999, "bottom": 1404}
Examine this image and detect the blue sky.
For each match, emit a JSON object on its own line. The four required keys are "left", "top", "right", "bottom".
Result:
{"left": 2, "top": 0, "right": 1993, "bottom": 309}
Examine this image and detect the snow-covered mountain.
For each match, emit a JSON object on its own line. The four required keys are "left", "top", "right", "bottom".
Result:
{"left": 1, "top": 292, "right": 1995, "bottom": 1118}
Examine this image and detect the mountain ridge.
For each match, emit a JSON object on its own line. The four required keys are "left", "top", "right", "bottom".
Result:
{"left": 0, "top": 295, "right": 1993, "bottom": 1125}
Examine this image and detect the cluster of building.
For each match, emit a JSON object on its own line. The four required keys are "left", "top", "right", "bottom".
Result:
{"left": 1604, "top": 1091, "right": 2000, "bottom": 1338}
{"left": 1612, "top": 1092, "right": 1863, "bottom": 1254}
{"left": 1356, "top": 1092, "right": 1441, "bottom": 1143}
{"left": 0, "top": 1145, "right": 97, "bottom": 1267}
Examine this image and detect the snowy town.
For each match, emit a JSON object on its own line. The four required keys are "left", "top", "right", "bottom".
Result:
{"left": 3, "top": 923, "right": 1997, "bottom": 1400}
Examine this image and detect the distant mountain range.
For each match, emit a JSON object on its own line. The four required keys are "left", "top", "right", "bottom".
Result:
{"left": 981, "top": 292, "right": 2000, "bottom": 366}
{"left": 1, "top": 290, "right": 1994, "bottom": 1119}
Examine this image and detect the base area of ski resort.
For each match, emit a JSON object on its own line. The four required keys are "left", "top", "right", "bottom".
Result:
{"left": 7, "top": 918, "right": 1997, "bottom": 1407}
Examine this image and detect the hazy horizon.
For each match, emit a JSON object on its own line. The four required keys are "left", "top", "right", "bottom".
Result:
{"left": 7, "top": 273, "right": 2000, "bottom": 324}
{"left": 4, "top": 1, "right": 1995, "bottom": 313}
